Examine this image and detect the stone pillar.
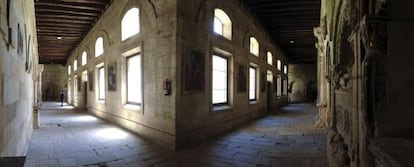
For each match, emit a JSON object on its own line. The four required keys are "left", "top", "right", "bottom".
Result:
{"left": 33, "top": 104, "right": 40, "bottom": 129}
{"left": 314, "top": 25, "right": 330, "bottom": 128}
{"left": 359, "top": 15, "right": 387, "bottom": 167}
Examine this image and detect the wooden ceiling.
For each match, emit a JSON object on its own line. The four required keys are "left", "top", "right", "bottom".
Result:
{"left": 243, "top": 0, "right": 321, "bottom": 63}
{"left": 35, "top": 0, "right": 320, "bottom": 64}
{"left": 35, "top": 0, "right": 112, "bottom": 64}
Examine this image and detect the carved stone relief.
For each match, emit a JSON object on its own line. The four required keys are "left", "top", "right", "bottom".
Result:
{"left": 328, "top": 129, "right": 351, "bottom": 167}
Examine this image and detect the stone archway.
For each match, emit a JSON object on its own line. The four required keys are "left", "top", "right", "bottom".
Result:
{"left": 43, "top": 82, "right": 59, "bottom": 101}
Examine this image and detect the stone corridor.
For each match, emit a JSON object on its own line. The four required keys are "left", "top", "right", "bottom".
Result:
{"left": 24, "top": 103, "right": 327, "bottom": 167}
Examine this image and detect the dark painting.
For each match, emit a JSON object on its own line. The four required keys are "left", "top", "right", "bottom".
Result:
{"left": 260, "top": 72, "right": 266, "bottom": 92}
{"left": 77, "top": 76, "right": 81, "bottom": 92}
{"left": 183, "top": 49, "right": 205, "bottom": 92}
{"left": 108, "top": 63, "right": 117, "bottom": 91}
{"left": 88, "top": 71, "right": 94, "bottom": 91}
{"left": 238, "top": 64, "right": 247, "bottom": 92}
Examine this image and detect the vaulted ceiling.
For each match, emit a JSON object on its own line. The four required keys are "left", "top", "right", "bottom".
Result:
{"left": 35, "top": 0, "right": 112, "bottom": 64}
{"left": 243, "top": 0, "right": 321, "bottom": 63}
{"left": 35, "top": 0, "right": 320, "bottom": 64}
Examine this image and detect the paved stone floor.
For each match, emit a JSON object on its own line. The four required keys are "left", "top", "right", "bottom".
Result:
{"left": 25, "top": 102, "right": 327, "bottom": 167}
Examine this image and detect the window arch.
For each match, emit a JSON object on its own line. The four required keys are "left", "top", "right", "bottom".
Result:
{"left": 277, "top": 60, "right": 282, "bottom": 71}
{"left": 73, "top": 60, "right": 77, "bottom": 71}
{"left": 95, "top": 37, "right": 103, "bottom": 57}
{"left": 122, "top": 8, "right": 140, "bottom": 41}
{"left": 81, "top": 51, "right": 87, "bottom": 66}
{"left": 249, "top": 37, "right": 259, "bottom": 56}
{"left": 267, "top": 51, "right": 273, "bottom": 65}
{"left": 214, "top": 8, "right": 232, "bottom": 40}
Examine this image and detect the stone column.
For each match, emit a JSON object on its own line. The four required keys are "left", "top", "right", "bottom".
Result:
{"left": 314, "top": 25, "right": 330, "bottom": 128}
{"left": 359, "top": 15, "right": 387, "bottom": 167}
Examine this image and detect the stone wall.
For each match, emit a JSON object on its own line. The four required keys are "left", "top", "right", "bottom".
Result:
{"left": 0, "top": 0, "right": 40, "bottom": 156}
{"left": 175, "top": 0, "right": 289, "bottom": 148}
{"left": 288, "top": 64, "right": 317, "bottom": 103}
{"left": 66, "top": 0, "right": 178, "bottom": 149}
{"left": 41, "top": 65, "right": 67, "bottom": 101}
{"left": 66, "top": 0, "right": 289, "bottom": 150}
{"left": 316, "top": 0, "right": 414, "bottom": 166}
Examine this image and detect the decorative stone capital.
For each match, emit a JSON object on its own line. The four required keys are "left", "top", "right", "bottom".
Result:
{"left": 314, "top": 26, "right": 326, "bottom": 41}
{"left": 360, "top": 16, "right": 387, "bottom": 50}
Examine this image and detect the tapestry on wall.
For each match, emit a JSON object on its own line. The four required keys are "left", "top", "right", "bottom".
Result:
{"left": 183, "top": 49, "right": 205, "bottom": 92}
{"left": 108, "top": 63, "right": 116, "bottom": 91}
{"left": 238, "top": 64, "right": 247, "bottom": 92}
{"left": 88, "top": 71, "right": 94, "bottom": 91}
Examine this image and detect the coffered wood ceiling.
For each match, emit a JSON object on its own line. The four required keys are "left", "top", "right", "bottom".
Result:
{"left": 35, "top": 0, "right": 320, "bottom": 64}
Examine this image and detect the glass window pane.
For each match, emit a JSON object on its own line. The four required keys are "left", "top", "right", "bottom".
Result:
{"left": 250, "top": 37, "right": 259, "bottom": 56}
{"left": 267, "top": 52, "right": 272, "bottom": 65}
{"left": 212, "top": 55, "right": 228, "bottom": 104}
{"left": 214, "top": 17, "right": 223, "bottom": 35}
{"left": 95, "top": 37, "right": 103, "bottom": 57}
{"left": 82, "top": 51, "right": 87, "bottom": 66}
{"left": 127, "top": 55, "right": 142, "bottom": 104}
{"left": 277, "top": 60, "right": 281, "bottom": 70}
{"left": 249, "top": 67, "right": 256, "bottom": 100}
{"left": 99, "top": 67, "right": 105, "bottom": 99}
{"left": 212, "top": 90, "right": 227, "bottom": 104}
{"left": 73, "top": 60, "right": 77, "bottom": 71}
{"left": 122, "top": 8, "right": 140, "bottom": 41}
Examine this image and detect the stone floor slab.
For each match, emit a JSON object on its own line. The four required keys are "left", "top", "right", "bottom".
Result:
{"left": 25, "top": 102, "right": 327, "bottom": 167}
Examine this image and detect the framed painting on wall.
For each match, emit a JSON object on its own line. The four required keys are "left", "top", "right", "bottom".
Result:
{"left": 88, "top": 71, "right": 94, "bottom": 91}
{"left": 108, "top": 62, "right": 116, "bottom": 91}
{"left": 260, "top": 71, "right": 266, "bottom": 92}
{"left": 182, "top": 49, "right": 205, "bottom": 93}
{"left": 77, "top": 76, "right": 81, "bottom": 92}
{"left": 238, "top": 64, "right": 246, "bottom": 92}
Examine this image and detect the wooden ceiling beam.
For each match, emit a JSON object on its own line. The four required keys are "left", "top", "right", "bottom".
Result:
{"left": 36, "top": 18, "right": 93, "bottom": 25}
{"left": 35, "top": 8, "right": 99, "bottom": 16}
{"left": 35, "top": 14, "right": 95, "bottom": 21}
{"left": 37, "top": 23, "right": 91, "bottom": 28}
{"left": 35, "top": 2, "right": 103, "bottom": 11}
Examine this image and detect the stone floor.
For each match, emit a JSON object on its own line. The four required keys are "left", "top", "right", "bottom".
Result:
{"left": 24, "top": 102, "right": 327, "bottom": 167}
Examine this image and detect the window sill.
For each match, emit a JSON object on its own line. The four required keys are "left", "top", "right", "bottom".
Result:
{"left": 249, "top": 100, "right": 258, "bottom": 105}
{"left": 97, "top": 100, "right": 105, "bottom": 104}
{"left": 213, "top": 104, "right": 231, "bottom": 112}
{"left": 123, "top": 104, "right": 141, "bottom": 111}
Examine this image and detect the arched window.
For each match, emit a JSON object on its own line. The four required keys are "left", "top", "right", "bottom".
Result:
{"left": 250, "top": 37, "right": 259, "bottom": 56}
{"left": 214, "top": 9, "right": 232, "bottom": 40}
{"left": 122, "top": 8, "right": 140, "bottom": 41}
{"left": 277, "top": 60, "right": 281, "bottom": 71}
{"left": 68, "top": 65, "right": 71, "bottom": 75}
{"left": 73, "top": 60, "right": 77, "bottom": 71}
{"left": 95, "top": 37, "right": 103, "bottom": 57}
{"left": 267, "top": 51, "right": 273, "bottom": 65}
{"left": 82, "top": 51, "right": 87, "bottom": 66}
{"left": 284, "top": 65, "right": 288, "bottom": 74}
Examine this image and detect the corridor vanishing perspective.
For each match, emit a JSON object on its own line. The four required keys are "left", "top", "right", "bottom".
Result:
{"left": 25, "top": 102, "right": 327, "bottom": 167}
{"left": 3, "top": 0, "right": 413, "bottom": 166}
